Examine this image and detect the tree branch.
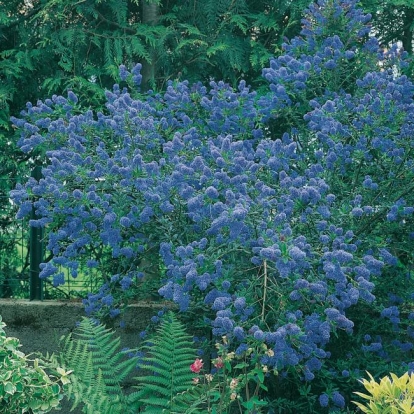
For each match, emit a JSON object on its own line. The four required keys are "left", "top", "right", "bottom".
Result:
{"left": 95, "top": 10, "right": 136, "bottom": 34}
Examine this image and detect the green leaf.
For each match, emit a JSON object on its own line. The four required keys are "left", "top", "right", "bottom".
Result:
{"left": 178, "top": 24, "right": 205, "bottom": 36}
{"left": 29, "top": 399, "right": 42, "bottom": 409}
{"left": 233, "top": 362, "right": 248, "bottom": 369}
{"left": 256, "top": 370, "right": 264, "bottom": 383}
{"left": 230, "top": 14, "right": 249, "bottom": 34}
{"left": 206, "top": 42, "right": 229, "bottom": 57}
{"left": 4, "top": 381, "right": 16, "bottom": 395}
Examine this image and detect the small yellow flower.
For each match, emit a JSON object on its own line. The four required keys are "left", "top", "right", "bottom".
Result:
{"left": 205, "top": 374, "right": 213, "bottom": 383}
{"left": 267, "top": 349, "right": 274, "bottom": 357}
{"left": 262, "top": 365, "right": 268, "bottom": 373}
{"left": 230, "top": 392, "right": 237, "bottom": 401}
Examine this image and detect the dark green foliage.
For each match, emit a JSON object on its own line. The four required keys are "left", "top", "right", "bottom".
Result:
{"left": 170, "top": 386, "right": 211, "bottom": 414}
{"left": 360, "top": 0, "right": 414, "bottom": 78}
{"left": 361, "top": 0, "right": 414, "bottom": 54}
{"left": 56, "top": 317, "right": 138, "bottom": 414}
{"left": 161, "top": 0, "right": 309, "bottom": 87}
{"left": 131, "top": 311, "right": 197, "bottom": 413}
{"left": 0, "top": 0, "right": 308, "bottom": 125}
{"left": 0, "top": 167, "right": 29, "bottom": 298}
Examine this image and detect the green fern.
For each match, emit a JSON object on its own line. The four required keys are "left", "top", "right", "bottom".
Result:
{"left": 171, "top": 384, "right": 217, "bottom": 414}
{"left": 111, "top": 0, "right": 128, "bottom": 24}
{"left": 206, "top": 42, "right": 229, "bottom": 57}
{"left": 57, "top": 317, "right": 138, "bottom": 414}
{"left": 230, "top": 14, "right": 249, "bottom": 34}
{"left": 130, "top": 311, "right": 197, "bottom": 413}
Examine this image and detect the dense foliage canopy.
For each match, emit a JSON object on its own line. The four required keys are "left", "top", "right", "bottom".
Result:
{"left": 0, "top": 0, "right": 308, "bottom": 124}
{"left": 363, "top": 0, "right": 414, "bottom": 54}
{"left": 1, "top": 0, "right": 413, "bottom": 129}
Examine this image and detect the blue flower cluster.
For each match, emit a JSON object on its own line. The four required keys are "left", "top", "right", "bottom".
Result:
{"left": 10, "top": 0, "right": 414, "bottom": 405}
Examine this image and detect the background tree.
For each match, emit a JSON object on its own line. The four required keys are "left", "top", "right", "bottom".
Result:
{"left": 0, "top": 0, "right": 310, "bottom": 124}
{"left": 361, "top": 0, "right": 414, "bottom": 79}
{"left": 1, "top": 0, "right": 413, "bottom": 140}
{"left": 362, "top": 0, "right": 414, "bottom": 54}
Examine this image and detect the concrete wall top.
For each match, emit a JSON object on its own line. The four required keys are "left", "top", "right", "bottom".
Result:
{"left": 0, "top": 299, "right": 166, "bottom": 353}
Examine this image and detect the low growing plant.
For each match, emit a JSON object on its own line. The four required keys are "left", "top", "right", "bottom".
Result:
{"left": 131, "top": 311, "right": 199, "bottom": 413}
{"left": 57, "top": 311, "right": 275, "bottom": 413}
{"left": 175, "top": 336, "right": 272, "bottom": 413}
{"left": 54, "top": 312, "right": 200, "bottom": 413}
{"left": 352, "top": 371, "right": 414, "bottom": 414}
{"left": 0, "top": 315, "right": 69, "bottom": 414}
{"left": 51, "top": 317, "right": 139, "bottom": 414}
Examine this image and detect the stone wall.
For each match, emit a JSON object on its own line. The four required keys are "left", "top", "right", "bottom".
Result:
{"left": 0, "top": 299, "right": 164, "bottom": 353}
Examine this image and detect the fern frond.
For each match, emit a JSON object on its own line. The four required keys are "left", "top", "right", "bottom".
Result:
{"left": 113, "top": 37, "right": 123, "bottom": 64}
{"left": 103, "top": 38, "right": 113, "bottom": 66}
{"left": 132, "top": 312, "right": 197, "bottom": 412}
{"left": 249, "top": 40, "right": 273, "bottom": 70}
{"left": 177, "top": 23, "right": 205, "bottom": 37}
{"left": 176, "top": 38, "right": 208, "bottom": 52}
{"left": 129, "top": 37, "right": 151, "bottom": 61}
{"left": 230, "top": 14, "right": 249, "bottom": 34}
{"left": 220, "top": 35, "right": 249, "bottom": 72}
{"left": 0, "top": 49, "right": 16, "bottom": 59}
{"left": 58, "top": 56, "right": 73, "bottom": 72}
{"left": 42, "top": 76, "right": 65, "bottom": 94}
{"left": 171, "top": 384, "right": 215, "bottom": 414}
{"left": 251, "top": 12, "right": 280, "bottom": 33}
{"left": 206, "top": 42, "right": 229, "bottom": 57}
{"left": 58, "top": 317, "right": 138, "bottom": 413}
{"left": 111, "top": 0, "right": 127, "bottom": 24}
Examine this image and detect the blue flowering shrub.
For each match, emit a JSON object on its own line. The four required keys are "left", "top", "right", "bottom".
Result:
{"left": 10, "top": 0, "right": 414, "bottom": 411}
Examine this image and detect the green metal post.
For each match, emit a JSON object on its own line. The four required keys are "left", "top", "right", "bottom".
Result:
{"left": 30, "top": 165, "right": 43, "bottom": 300}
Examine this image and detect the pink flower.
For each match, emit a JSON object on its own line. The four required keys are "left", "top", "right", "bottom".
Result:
{"left": 214, "top": 357, "right": 224, "bottom": 369}
{"left": 192, "top": 377, "right": 200, "bottom": 385}
{"left": 190, "top": 358, "right": 204, "bottom": 373}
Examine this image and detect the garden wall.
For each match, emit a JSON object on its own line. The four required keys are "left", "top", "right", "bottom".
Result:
{"left": 0, "top": 299, "right": 164, "bottom": 413}
{"left": 0, "top": 299, "right": 164, "bottom": 354}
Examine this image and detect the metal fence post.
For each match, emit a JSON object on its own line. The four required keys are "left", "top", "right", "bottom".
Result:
{"left": 30, "top": 165, "right": 43, "bottom": 300}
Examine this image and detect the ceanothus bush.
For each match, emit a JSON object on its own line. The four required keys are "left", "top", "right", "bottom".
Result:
{"left": 10, "top": 0, "right": 414, "bottom": 410}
